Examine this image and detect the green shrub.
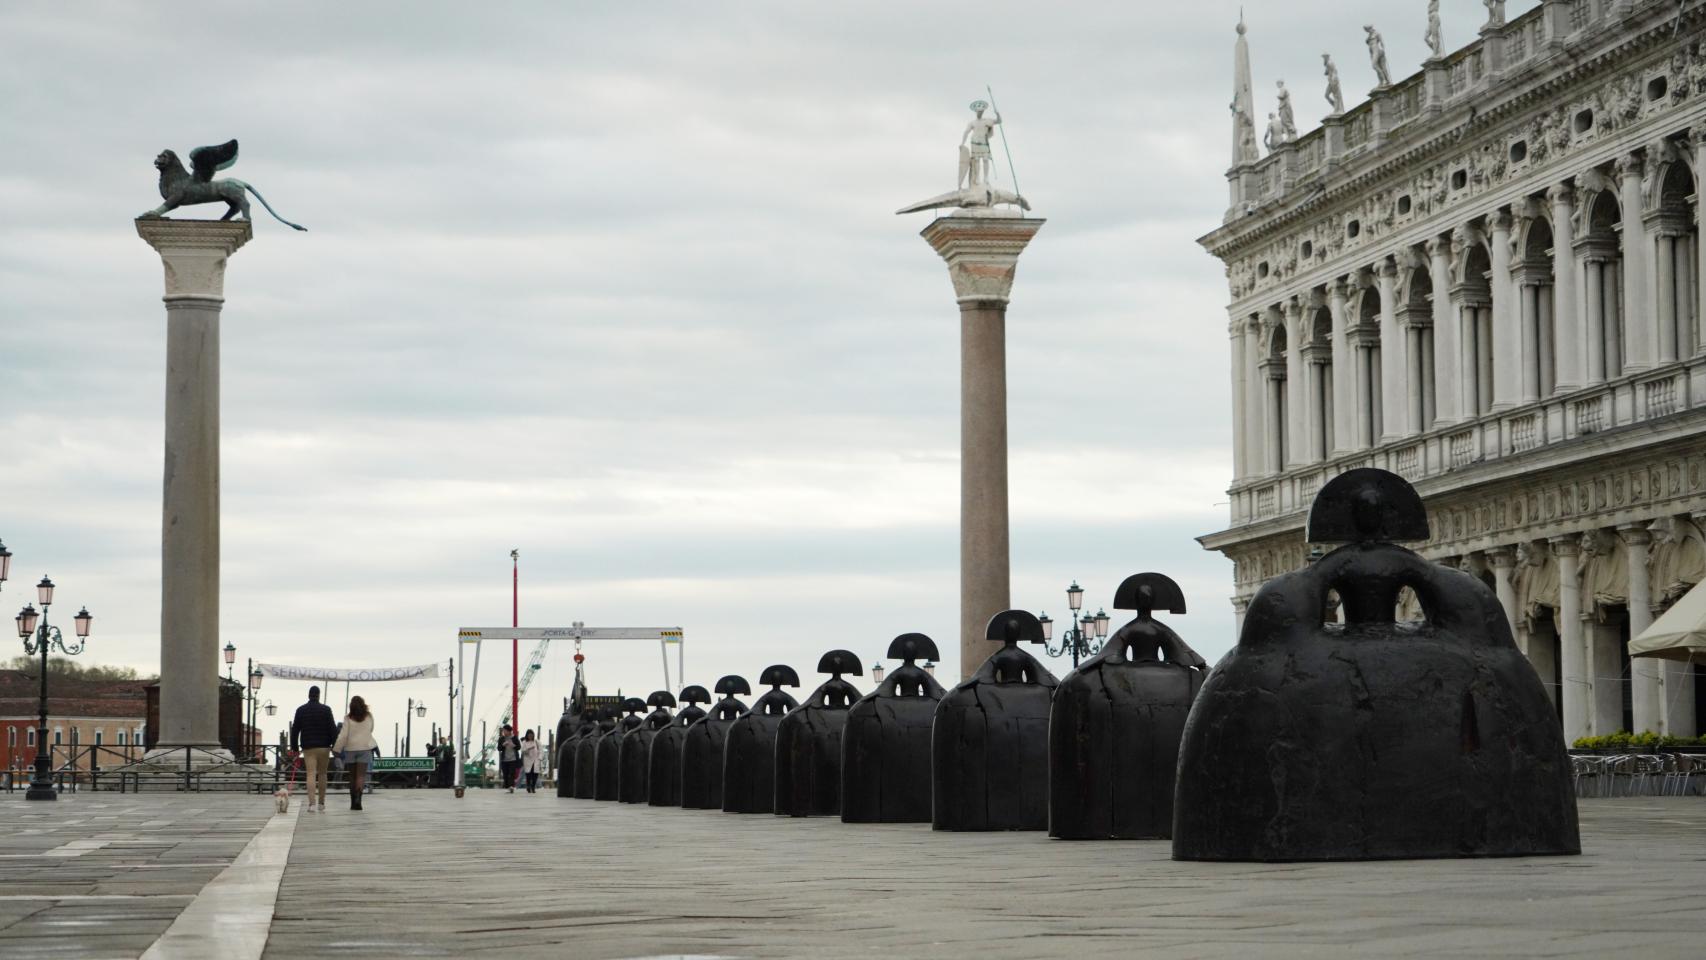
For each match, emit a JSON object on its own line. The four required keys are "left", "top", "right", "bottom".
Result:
{"left": 1571, "top": 730, "right": 1706, "bottom": 749}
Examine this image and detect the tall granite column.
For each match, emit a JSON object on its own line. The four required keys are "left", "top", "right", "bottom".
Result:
{"left": 920, "top": 216, "right": 1044, "bottom": 680}
{"left": 1620, "top": 523, "right": 1660, "bottom": 733}
{"left": 136, "top": 219, "right": 251, "bottom": 755}
{"left": 1550, "top": 535, "right": 1587, "bottom": 743}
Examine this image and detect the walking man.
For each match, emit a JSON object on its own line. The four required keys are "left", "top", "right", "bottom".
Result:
{"left": 497, "top": 724, "right": 521, "bottom": 793}
{"left": 290, "top": 685, "right": 338, "bottom": 813}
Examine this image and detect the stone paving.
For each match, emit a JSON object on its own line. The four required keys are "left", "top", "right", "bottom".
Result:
{"left": 0, "top": 793, "right": 274, "bottom": 960}
{"left": 3, "top": 789, "right": 1704, "bottom": 958}
{"left": 268, "top": 792, "right": 1706, "bottom": 959}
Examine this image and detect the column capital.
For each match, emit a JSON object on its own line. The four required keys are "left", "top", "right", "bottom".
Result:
{"left": 1328, "top": 275, "right": 1353, "bottom": 301}
{"left": 1376, "top": 257, "right": 1399, "bottom": 281}
{"left": 135, "top": 218, "right": 251, "bottom": 301}
{"left": 1484, "top": 546, "right": 1517, "bottom": 569}
{"left": 1690, "top": 121, "right": 1706, "bottom": 148}
{"left": 1616, "top": 522, "right": 1652, "bottom": 546}
{"left": 1546, "top": 181, "right": 1574, "bottom": 208}
{"left": 920, "top": 216, "right": 1046, "bottom": 305}
{"left": 1488, "top": 208, "right": 1513, "bottom": 234}
{"left": 1423, "top": 234, "right": 1450, "bottom": 260}
{"left": 1546, "top": 535, "right": 1581, "bottom": 558}
{"left": 1614, "top": 151, "right": 1644, "bottom": 182}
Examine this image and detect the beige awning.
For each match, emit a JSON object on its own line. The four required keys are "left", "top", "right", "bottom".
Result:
{"left": 1630, "top": 578, "right": 1706, "bottom": 661}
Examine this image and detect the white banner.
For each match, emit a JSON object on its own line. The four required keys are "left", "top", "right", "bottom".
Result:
{"left": 257, "top": 662, "right": 442, "bottom": 682}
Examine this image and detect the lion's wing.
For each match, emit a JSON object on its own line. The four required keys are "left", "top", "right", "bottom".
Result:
{"left": 188, "top": 140, "right": 239, "bottom": 182}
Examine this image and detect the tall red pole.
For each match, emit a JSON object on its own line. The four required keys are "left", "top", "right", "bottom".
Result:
{"left": 511, "top": 549, "right": 519, "bottom": 738}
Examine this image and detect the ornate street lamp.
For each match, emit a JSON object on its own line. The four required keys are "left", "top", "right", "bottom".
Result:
{"left": 1041, "top": 580, "right": 1107, "bottom": 669}
{"left": 246, "top": 665, "right": 263, "bottom": 761}
{"left": 0, "top": 539, "right": 12, "bottom": 588}
{"left": 405, "top": 698, "right": 429, "bottom": 756}
{"left": 223, "top": 641, "right": 236, "bottom": 681}
{"left": 870, "top": 662, "right": 886, "bottom": 684}
{"left": 15, "top": 572, "right": 92, "bottom": 801}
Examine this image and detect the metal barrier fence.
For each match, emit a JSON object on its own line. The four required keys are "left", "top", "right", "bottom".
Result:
{"left": 1, "top": 745, "right": 453, "bottom": 795}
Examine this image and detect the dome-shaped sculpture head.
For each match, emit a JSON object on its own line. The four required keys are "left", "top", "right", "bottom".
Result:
{"left": 715, "top": 675, "right": 752, "bottom": 697}
{"left": 985, "top": 610, "right": 1044, "bottom": 647}
{"left": 760, "top": 665, "right": 800, "bottom": 689}
{"left": 621, "top": 697, "right": 645, "bottom": 716}
{"left": 1305, "top": 467, "right": 1429, "bottom": 544}
{"left": 1114, "top": 572, "right": 1188, "bottom": 620}
{"left": 679, "top": 685, "right": 710, "bottom": 705}
{"left": 886, "top": 633, "right": 940, "bottom": 663}
{"left": 815, "top": 649, "right": 862, "bottom": 677}
{"left": 646, "top": 690, "right": 677, "bottom": 709}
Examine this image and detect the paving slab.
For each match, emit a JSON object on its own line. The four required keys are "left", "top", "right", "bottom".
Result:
{"left": 0, "top": 793, "right": 275, "bottom": 960}
{"left": 265, "top": 792, "right": 1706, "bottom": 960}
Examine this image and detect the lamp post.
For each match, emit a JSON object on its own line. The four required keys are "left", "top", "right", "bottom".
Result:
{"left": 246, "top": 663, "right": 263, "bottom": 762}
{"left": 405, "top": 698, "right": 427, "bottom": 756}
{"left": 223, "top": 641, "right": 236, "bottom": 682}
{"left": 1038, "top": 580, "right": 1110, "bottom": 669}
{"left": 15, "top": 576, "right": 93, "bottom": 801}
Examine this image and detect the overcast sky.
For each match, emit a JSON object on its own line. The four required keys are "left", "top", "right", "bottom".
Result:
{"left": 0, "top": 1, "right": 1529, "bottom": 748}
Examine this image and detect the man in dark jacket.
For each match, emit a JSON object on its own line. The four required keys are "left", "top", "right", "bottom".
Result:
{"left": 290, "top": 686, "right": 338, "bottom": 813}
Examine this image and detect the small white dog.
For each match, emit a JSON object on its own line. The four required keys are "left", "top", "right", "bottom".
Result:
{"left": 273, "top": 786, "right": 292, "bottom": 814}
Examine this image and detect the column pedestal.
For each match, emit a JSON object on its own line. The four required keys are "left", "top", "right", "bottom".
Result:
{"left": 135, "top": 219, "right": 250, "bottom": 756}
{"left": 920, "top": 216, "right": 1044, "bottom": 681}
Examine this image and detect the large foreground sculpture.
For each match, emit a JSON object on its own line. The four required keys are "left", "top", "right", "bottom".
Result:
{"left": 932, "top": 610, "right": 1057, "bottom": 831}
{"left": 1173, "top": 468, "right": 1581, "bottom": 861}
{"left": 1049, "top": 573, "right": 1206, "bottom": 840}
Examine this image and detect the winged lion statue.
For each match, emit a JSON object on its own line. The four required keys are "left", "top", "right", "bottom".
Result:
{"left": 140, "top": 139, "right": 306, "bottom": 231}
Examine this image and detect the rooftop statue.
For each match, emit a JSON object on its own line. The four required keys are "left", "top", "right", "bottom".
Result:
{"left": 1365, "top": 25, "right": 1392, "bottom": 87}
{"left": 140, "top": 140, "right": 306, "bottom": 231}
{"left": 1323, "top": 54, "right": 1345, "bottom": 114}
{"left": 1425, "top": 0, "right": 1444, "bottom": 59}
{"left": 897, "top": 99, "right": 1030, "bottom": 216}
{"left": 1263, "top": 112, "right": 1286, "bottom": 153}
{"left": 1484, "top": 0, "right": 1505, "bottom": 29}
{"left": 1275, "top": 80, "right": 1296, "bottom": 141}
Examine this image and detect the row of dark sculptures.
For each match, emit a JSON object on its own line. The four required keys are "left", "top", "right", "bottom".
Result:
{"left": 554, "top": 470, "right": 1582, "bottom": 861}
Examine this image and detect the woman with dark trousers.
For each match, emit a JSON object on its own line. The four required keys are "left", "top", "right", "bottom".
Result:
{"left": 496, "top": 724, "right": 521, "bottom": 793}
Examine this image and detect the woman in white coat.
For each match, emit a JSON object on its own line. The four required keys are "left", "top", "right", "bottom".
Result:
{"left": 519, "top": 729, "right": 542, "bottom": 794}
{"left": 332, "top": 696, "right": 377, "bottom": 811}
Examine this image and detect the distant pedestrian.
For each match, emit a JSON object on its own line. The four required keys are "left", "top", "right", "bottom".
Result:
{"left": 497, "top": 724, "right": 521, "bottom": 793}
{"left": 289, "top": 685, "right": 338, "bottom": 814}
{"left": 332, "top": 696, "right": 377, "bottom": 811}
{"left": 520, "top": 729, "right": 542, "bottom": 794}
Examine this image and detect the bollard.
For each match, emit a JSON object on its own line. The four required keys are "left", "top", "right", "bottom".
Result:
{"left": 722, "top": 666, "right": 799, "bottom": 814}
{"left": 1049, "top": 573, "right": 1206, "bottom": 840}
{"left": 1173, "top": 468, "right": 1580, "bottom": 861}
{"left": 573, "top": 710, "right": 617, "bottom": 800}
{"left": 619, "top": 691, "right": 676, "bottom": 804}
{"left": 557, "top": 708, "right": 596, "bottom": 798}
{"left": 776, "top": 650, "right": 862, "bottom": 818}
{"left": 682, "top": 676, "right": 749, "bottom": 810}
{"left": 843, "top": 634, "right": 946, "bottom": 823}
{"left": 648, "top": 686, "right": 708, "bottom": 808}
{"left": 932, "top": 610, "right": 1058, "bottom": 831}
{"left": 596, "top": 698, "right": 646, "bottom": 801}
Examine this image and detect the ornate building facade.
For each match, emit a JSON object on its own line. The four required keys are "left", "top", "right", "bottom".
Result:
{"left": 1200, "top": 1, "right": 1706, "bottom": 742}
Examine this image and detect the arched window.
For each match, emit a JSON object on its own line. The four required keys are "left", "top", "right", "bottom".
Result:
{"left": 1455, "top": 241, "right": 1494, "bottom": 416}
{"left": 27, "top": 728, "right": 36, "bottom": 747}
{"left": 1518, "top": 218, "right": 1558, "bottom": 400}
{"left": 1304, "top": 305, "right": 1335, "bottom": 460}
{"left": 1654, "top": 160, "right": 1698, "bottom": 362}
{"left": 1581, "top": 190, "right": 1625, "bottom": 381}
{"left": 1400, "top": 262, "right": 1436, "bottom": 431}
{"left": 1354, "top": 285, "right": 1384, "bottom": 445}
{"left": 1262, "top": 326, "right": 1289, "bottom": 471}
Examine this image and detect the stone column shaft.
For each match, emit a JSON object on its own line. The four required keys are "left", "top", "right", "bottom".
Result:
{"left": 1245, "top": 324, "right": 1264, "bottom": 472}
{"left": 1487, "top": 548, "right": 1519, "bottom": 643}
{"left": 1549, "top": 187, "right": 1581, "bottom": 390}
{"left": 1377, "top": 262, "right": 1403, "bottom": 439}
{"left": 1284, "top": 302, "right": 1307, "bottom": 467}
{"left": 1583, "top": 258, "right": 1606, "bottom": 384}
{"left": 1426, "top": 239, "right": 1458, "bottom": 424}
{"left": 136, "top": 219, "right": 250, "bottom": 754}
{"left": 1656, "top": 234, "right": 1678, "bottom": 364}
{"left": 920, "top": 215, "right": 1043, "bottom": 681}
{"left": 1550, "top": 536, "right": 1588, "bottom": 743}
{"left": 1618, "top": 156, "right": 1652, "bottom": 370}
{"left": 1489, "top": 212, "right": 1521, "bottom": 409}
{"left": 1620, "top": 525, "right": 1660, "bottom": 734}
{"left": 1229, "top": 323, "right": 1247, "bottom": 478}
{"left": 1328, "top": 280, "right": 1354, "bottom": 454}
{"left": 1696, "top": 128, "right": 1706, "bottom": 352}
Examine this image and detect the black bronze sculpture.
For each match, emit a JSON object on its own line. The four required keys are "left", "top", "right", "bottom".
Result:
{"left": 573, "top": 709, "right": 616, "bottom": 800}
{"left": 722, "top": 666, "right": 799, "bottom": 814}
{"left": 843, "top": 634, "right": 946, "bottom": 823}
{"left": 619, "top": 692, "right": 675, "bottom": 804}
{"left": 140, "top": 140, "right": 308, "bottom": 230}
{"left": 932, "top": 611, "right": 1058, "bottom": 831}
{"left": 1049, "top": 572, "right": 1206, "bottom": 840}
{"left": 682, "top": 676, "right": 750, "bottom": 810}
{"left": 596, "top": 698, "right": 646, "bottom": 801}
{"left": 556, "top": 708, "right": 596, "bottom": 798}
{"left": 648, "top": 685, "right": 709, "bottom": 807}
{"left": 1173, "top": 468, "right": 1580, "bottom": 861}
{"left": 775, "top": 651, "right": 863, "bottom": 818}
